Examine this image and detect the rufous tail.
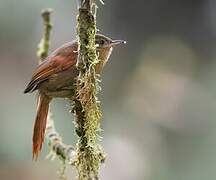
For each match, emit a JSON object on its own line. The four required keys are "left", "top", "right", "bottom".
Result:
{"left": 32, "top": 93, "right": 50, "bottom": 160}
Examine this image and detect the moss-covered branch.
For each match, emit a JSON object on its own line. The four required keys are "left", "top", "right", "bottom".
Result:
{"left": 37, "top": 9, "right": 52, "bottom": 61}
{"left": 46, "top": 112, "right": 75, "bottom": 164}
{"left": 37, "top": 3, "right": 105, "bottom": 179}
{"left": 37, "top": 8, "right": 76, "bottom": 165}
{"left": 73, "top": 0, "right": 105, "bottom": 179}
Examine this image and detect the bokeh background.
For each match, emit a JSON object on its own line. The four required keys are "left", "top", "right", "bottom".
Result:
{"left": 1, "top": 0, "right": 216, "bottom": 179}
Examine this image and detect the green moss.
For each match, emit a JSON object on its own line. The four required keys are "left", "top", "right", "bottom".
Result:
{"left": 37, "top": 9, "right": 52, "bottom": 60}
{"left": 73, "top": 4, "right": 105, "bottom": 180}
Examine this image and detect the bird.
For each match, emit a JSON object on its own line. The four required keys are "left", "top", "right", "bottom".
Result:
{"left": 24, "top": 34, "right": 125, "bottom": 160}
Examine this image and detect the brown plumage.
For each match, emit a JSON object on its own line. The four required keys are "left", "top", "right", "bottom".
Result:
{"left": 32, "top": 93, "right": 50, "bottom": 160}
{"left": 24, "top": 34, "right": 125, "bottom": 160}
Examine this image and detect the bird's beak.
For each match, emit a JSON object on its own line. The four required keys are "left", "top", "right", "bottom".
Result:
{"left": 110, "top": 40, "right": 126, "bottom": 47}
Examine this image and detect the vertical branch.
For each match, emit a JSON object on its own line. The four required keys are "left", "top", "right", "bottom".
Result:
{"left": 37, "top": 8, "right": 75, "bottom": 165}
{"left": 73, "top": 0, "right": 105, "bottom": 179}
{"left": 37, "top": 9, "right": 52, "bottom": 61}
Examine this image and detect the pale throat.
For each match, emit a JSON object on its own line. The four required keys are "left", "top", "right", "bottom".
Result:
{"left": 95, "top": 47, "right": 113, "bottom": 74}
{"left": 103, "top": 47, "right": 113, "bottom": 65}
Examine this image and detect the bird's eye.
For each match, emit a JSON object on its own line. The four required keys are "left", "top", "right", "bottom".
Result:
{"left": 95, "top": 39, "right": 106, "bottom": 47}
{"left": 99, "top": 40, "right": 105, "bottom": 45}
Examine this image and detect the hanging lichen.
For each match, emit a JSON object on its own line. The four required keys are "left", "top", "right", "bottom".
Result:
{"left": 73, "top": 1, "right": 105, "bottom": 179}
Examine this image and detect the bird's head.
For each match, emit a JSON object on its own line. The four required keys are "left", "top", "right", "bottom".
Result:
{"left": 94, "top": 34, "right": 126, "bottom": 74}
{"left": 95, "top": 34, "right": 126, "bottom": 49}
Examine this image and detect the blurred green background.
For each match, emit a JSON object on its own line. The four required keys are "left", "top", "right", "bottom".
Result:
{"left": 1, "top": 0, "right": 216, "bottom": 179}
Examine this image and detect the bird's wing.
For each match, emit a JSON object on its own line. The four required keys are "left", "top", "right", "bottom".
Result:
{"left": 32, "top": 55, "right": 76, "bottom": 82}
{"left": 24, "top": 52, "right": 77, "bottom": 93}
